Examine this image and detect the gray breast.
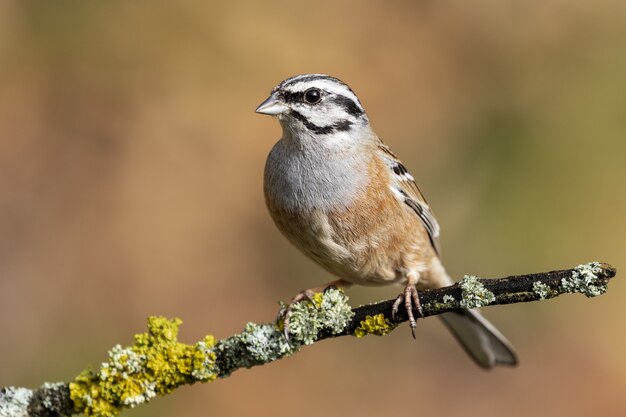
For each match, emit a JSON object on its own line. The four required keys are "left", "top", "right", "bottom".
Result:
{"left": 264, "top": 139, "right": 368, "bottom": 213}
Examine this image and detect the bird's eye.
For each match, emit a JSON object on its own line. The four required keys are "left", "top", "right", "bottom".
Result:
{"left": 304, "top": 88, "right": 322, "bottom": 104}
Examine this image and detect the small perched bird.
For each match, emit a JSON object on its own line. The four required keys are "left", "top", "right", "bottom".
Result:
{"left": 256, "top": 74, "right": 517, "bottom": 368}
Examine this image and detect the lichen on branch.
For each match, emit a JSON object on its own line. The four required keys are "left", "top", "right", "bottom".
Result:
{"left": 69, "top": 317, "right": 218, "bottom": 417}
{"left": 68, "top": 288, "right": 354, "bottom": 417}
{"left": 0, "top": 262, "right": 617, "bottom": 417}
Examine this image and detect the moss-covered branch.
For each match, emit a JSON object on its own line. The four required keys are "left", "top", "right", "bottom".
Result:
{"left": 0, "top": 262, "right": 616, "bottom": 417}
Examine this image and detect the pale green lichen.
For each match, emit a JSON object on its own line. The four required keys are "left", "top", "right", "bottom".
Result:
{"left": 69, "top": 317, "right": 218, "bottom": 417}
{"left": 285, "top": 288, "right": 354, "bottom": 345}
{"left": 241, "top": 323, "right": 293, "bottom": 361}
{"left": 424, "top": 293, "right": 460, "bottom": 312}
{"left": 40, "top": 382, "right": 67, "bottom": 390}
{"left": 214, "top": 288, "right": 354, "bottom": 377}
{"left": 532, "top": 281, "right": 551, "bottom": 300}
{"left": 459, "top": 275, "right": 496, "bottom": 309}
{"left": 215, "top": 307, "right": 294, "bottom": 376}
{"left": 214, "top": 322, "right": 295, "bottom": 377}
{"left": 561, "top": 262, "right": 607, "bottom": 297}
{"left": 317, "top": 288, "right": 355, "bottom": 334}
{"left": 354, "top": 314, "right": 396, "bottom": 337}
{"left": 0, "top": 386, "right": 33, "bottom": 417}
{"left": 286, "top": 299, "right": 323, "bottom": 345}
{"left": 442, "top": 294, "right": 456, "bottom": 304}
{"left": 192, "top": 338, "right": 219, "bottom": 381}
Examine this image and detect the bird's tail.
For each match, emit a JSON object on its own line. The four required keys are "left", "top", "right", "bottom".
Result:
{"left": 439, "top": 309, "right": 518, "bottom": 368}
{"left": 427, "top": 258, "right": 517, "bottom": 367}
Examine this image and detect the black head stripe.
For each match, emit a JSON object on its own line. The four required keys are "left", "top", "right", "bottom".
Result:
{"left": 282, "top": 74, "right": 344, "bottom": 88}
{"left": 280, "top": 74, "right": 359, "bottom": 99}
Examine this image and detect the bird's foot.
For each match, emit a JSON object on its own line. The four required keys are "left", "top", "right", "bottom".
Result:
{"left": 391, "top": 284, "right": 424, "bottom": 338}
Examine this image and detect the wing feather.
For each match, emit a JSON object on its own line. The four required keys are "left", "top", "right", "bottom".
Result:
{"left": 377, "top": 141, "right": 441, "bottom": 257}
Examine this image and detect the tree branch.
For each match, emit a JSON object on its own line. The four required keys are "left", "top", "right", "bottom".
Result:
{"left": 0, "top": 262, "right": 616, "bottom": 417}
{"left": 339, "top": 261, "right": 615, "bottom": 337}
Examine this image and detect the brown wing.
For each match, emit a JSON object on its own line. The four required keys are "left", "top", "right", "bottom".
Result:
{"left": 377, "top": 142, "right": 442, "bottom": 257}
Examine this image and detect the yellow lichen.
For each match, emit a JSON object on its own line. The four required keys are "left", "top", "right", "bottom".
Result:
{"left": 354, "top": 314, "right": 396, "bottom": 338}
{"left": 312, "top": 292, "right": 324, "bottom": 308}
{"left": 70, "top": 317, "right": 218, "bottom": 417}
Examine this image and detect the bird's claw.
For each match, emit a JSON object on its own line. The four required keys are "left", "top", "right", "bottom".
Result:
{"left": 391, "top": 285, "right": 424, "bottom": 338}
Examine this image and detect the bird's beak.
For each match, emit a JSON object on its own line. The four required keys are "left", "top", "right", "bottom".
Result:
{"left": 255, "top": 93, "right": 289, "bottom": 116}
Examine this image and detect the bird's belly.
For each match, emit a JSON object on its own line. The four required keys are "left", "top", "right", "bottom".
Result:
{"left": 269, "top": 204, "right": 431, "bottom": 287}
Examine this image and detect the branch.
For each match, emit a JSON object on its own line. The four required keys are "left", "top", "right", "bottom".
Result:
{"left": 0, "top": 262, "right": 616, "bottom": 417}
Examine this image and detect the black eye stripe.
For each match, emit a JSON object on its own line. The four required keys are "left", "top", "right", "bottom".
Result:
{"left": 281, "top": 91, "right": 304, "bottom": 104}
{"left": 280, "top": 90, "right": 364, "bottom": 118}
{"left": 330, "top": 95, "right": 363, "bottom": 117}
{"left": 281, "top": 89, "right": 326, "bottom": 105}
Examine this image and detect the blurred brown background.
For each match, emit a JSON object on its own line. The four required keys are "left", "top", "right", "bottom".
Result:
{"left": 1, "top": 1, "right": 624, "bottom": 416}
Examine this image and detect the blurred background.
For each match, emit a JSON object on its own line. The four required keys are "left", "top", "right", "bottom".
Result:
{"left": 1, "top": 1, "right": 624, "bottom": 416}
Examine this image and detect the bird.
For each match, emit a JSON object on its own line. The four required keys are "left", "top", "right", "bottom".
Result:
{"left": 256, "top": 74, "right": 517, "bottom": 368}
